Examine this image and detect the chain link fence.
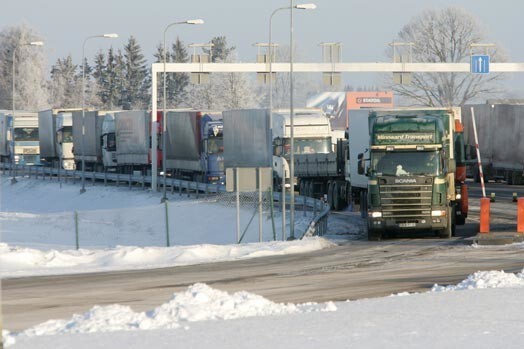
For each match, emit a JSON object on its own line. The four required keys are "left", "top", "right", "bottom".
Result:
{"left": 2, "top": 191, "right": 322, "bottom": 250}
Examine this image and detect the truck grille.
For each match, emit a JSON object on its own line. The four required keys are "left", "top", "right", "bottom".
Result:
{"left": 379, "top": 183, "right": 432, "bottom": 219}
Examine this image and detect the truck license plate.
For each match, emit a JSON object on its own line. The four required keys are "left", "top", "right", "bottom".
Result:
{"left": 399, "top": 223, "right": 416, "bottom": 228}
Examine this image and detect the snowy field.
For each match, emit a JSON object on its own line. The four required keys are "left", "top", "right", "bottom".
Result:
{"left": 2, "top": 175, "right": 524, "bottom": 348}
{"left": 1, "top": 175, "right": 328, "bottom": 277}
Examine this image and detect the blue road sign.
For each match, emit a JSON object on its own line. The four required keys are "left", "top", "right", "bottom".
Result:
{"left": 471, "top": 55, "right": 490, "bottom": 74}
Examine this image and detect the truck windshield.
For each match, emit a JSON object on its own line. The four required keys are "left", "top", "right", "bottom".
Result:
{"left": 207, "top": 137, "right": 224, "bottom": 155}
{"left": 62, "top": 126, "right": 73, "bottom": 143}
{"left": 371, "top": 150, "right": 441, "bottom": 176}
{"left": 14, "top": 127, "right": 38, "bottom": 141}
{"left": 282, "top": 138, "right": 331, "bottom": 156}
{"left": 107, "top": 133, "right": 116, "bottom": 151}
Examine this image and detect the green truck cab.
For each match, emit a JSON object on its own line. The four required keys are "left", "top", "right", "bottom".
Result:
{"left": 359, "top": 108, "right": 465, "bottom": 240}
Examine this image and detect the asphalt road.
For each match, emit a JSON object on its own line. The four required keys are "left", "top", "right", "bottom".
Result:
{"left": 3, "top": 182, "right": 524, "bottom": 332}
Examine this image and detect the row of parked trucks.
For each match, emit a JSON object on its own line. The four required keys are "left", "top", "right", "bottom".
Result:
{"left": 13, "top": 102, "right": 524, "bottom": 240}
{"left": 1, "top": 109, "right": 225, "bottom": 185}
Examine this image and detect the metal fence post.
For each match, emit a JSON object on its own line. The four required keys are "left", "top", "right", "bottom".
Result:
{"left": 165, "top": 201, "right": 171, "bottom": 247}
{"left": 258, "top": 168, "right": 263, "bottom": 242}
{"left": 236, "top": 168, "right": 240, "bottom": 243}
{"left": 74, "top": 211, "right": 80, "bottom": 250}
{"left": 303, "top": 195, "right": 307, "bottom": 217}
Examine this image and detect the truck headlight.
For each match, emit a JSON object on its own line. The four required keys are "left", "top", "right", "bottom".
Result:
{"left": 431, "top": 210, "right": 446, "bottom": 217}
{"left": 370, "top": 211, "right": 382, "bottom": 218}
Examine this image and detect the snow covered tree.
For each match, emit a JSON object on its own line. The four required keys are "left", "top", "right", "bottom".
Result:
{"left": 262, "top": 45, "right": 318, "bottom": 109}
{"left": 92, "top": 51, "right": 109, "bottom": 106}
{"left": 82, "top": 57, "right": 102, "bottom": 108}
{"left": 154, "top": 37, "right": 190, "bottom": 108}
{"left": 187, "top": 51, "right": 261, "bottom": 110}
{"left": 204, "top": 36, "right": 235, "bottom": 63}
{"left": 388, "top": 6, "right": 507, "bottom": 106}
{"left": 169, "top": 37, "right": 190, "bottom": 107}
{"left": 122, "top": 36, "right": 149, "bottom": 109}
{"left": 92, "top": 48, "right": 132, "bottom": 110}
{"left": 48, "top": 55, "right": 82, "bottom": 108}
{"left": 0, "top": 24, "right": 49, "bottom": 110}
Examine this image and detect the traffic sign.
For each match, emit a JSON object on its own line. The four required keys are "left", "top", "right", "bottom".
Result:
{"left": 471, "top": 55, "right": 490, "bottom": 74}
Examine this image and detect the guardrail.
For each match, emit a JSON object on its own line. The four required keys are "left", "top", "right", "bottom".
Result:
{"left": 2, "top": 163, "right": 330, "bottom": 238}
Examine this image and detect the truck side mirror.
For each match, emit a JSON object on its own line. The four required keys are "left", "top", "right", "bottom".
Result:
{"left": 448, "top": 159, "right": 456, "bottom": 174}
{"left": 358, "top": 153, "right": 365, "bottom": 175}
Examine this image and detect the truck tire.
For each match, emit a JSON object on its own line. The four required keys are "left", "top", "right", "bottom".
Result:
{"left": 367, "top": 224, "right": 382, "bottom": 241}
{"left": 333, "top": 182, "right": 339, "bottom": 211}
{"left": 327, "top": 181, "right": 334, "bottom": 209}
{"left": 305, "top": 181, "right": 311, "bottom": 196}
{"left": 438, "top": 208, "right": 453, "bottom": 239}
{"left": 333, "top": 181, "right": 343, "bottom": 211}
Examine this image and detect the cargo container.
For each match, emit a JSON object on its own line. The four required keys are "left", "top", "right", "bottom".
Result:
{"left": 38, "top": 109, "right": 80, "bottom": 169}
{"left": 0, "top": 112, "right": 12, "bottom": 162}
{"left": 462, "top": 103, "right": 524, "bottom": 185}
{"left": 165, "top": 110, "right": 225, "bottom": 184}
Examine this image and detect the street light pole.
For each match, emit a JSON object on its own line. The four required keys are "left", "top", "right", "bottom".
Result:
{"left": 11, "top": 41, "right": 44, "bottom": 184}
{"left": 289, "top": 0, "right": 295, "bottom": 240}
{"left": 81, "top": 33, "right": 118, "bottom": 194}
{"left": 268, "top": 2, "right": 316, "bottom": 240}
{"left": 161, "top": 19, "right": 204, "bottom": 203}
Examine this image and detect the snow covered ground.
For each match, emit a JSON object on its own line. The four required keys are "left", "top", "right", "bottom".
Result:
{"left": 1, "top": 176, "right": 330, "bottom": 277}
{"left": 5, "top": 270, "right": 524, "bottom": 348}
{"left": 3, "top": 175, "right": 524, "bottom": 348}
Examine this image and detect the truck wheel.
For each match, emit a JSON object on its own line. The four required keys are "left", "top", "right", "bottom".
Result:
{"left": 367, "top": 224, "right": 382, "bottom": 241}
{"left": 333, "top": 182, "right": 341, "bottom": 211}
{"left": 327, "top": 181, "right": 334, "bottom": 209}
{"left": 439, "top": 208, "right": 453, "bottom": 239}
{"left": 456, "top": 215, "right": 466, "bottom": 226}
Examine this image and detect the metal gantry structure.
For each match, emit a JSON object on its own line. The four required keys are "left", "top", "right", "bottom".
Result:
{"left": 150, "top": 60, "right": 524, "bottom": 237}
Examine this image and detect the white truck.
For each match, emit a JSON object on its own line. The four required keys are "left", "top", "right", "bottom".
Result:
{"left": 101, "top": 112, "right": 117, "bottom": 170}
{"left": 0, "top": 111, "right": 12, "bottom": 163}
{"left": 12, "top": 111, "right": 40, "bottom": 165}
{"left": 272, "top": 108, "right": 351, "bottom": 209}
{"left": 39, "top": 109, "right": 80, "bottom": 170}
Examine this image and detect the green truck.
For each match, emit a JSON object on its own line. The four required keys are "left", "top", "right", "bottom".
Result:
{"left": 358, "top": 108, "right": 468, "bottom": 240}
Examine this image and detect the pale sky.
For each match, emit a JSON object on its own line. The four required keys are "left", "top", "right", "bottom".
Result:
{"left": 2, "top": 0, "right": 524, "bottom": 95}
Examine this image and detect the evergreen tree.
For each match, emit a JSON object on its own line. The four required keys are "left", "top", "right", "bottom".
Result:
{"left": 123, "top": 36, "right": 148, "bottom": 109}
{"left": 204, "top": 36, "right": 235, "bottom": 62}
{"left": 169, "top": 37, "right": 189, "bottom": 107}
{"left": 48, "top": 55, "right": 82, "bottom": 108}
{"left": 114, "top": 50, "right": 127, "bottom": 109}
{"left": 92, "top": 51, "right": 108, "bottom": 106}
{"left": 153, "top": 44, "right": 165, "bottom": 107}
{"left": 82, "top": 57, "right": 101, "bottom": 108}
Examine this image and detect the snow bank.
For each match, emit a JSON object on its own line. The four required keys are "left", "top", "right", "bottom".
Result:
{"left": 431, "top": 269, "right": 524, "bottom": 292}
{"left": 5, "top": 284, "right": 337, "bottom": 346}
{"left": 0, "top": 238, "right": 335, "bottom": 278}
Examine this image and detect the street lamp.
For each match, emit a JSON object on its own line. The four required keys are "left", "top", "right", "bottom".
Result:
{"left": 161, "top": 19, "right": 204, "bottom": 203}
{"left": 11, "top": 40, "right": 44, "bottom": 184}
{"left": 81, "top": 33, "right": 118, "bottom": 194}
{"left": 268, "top": 3, "right": 315, "bottom": 241}
{"left": 268, "top": 0, "right": 317, "bottom": 239}
{"left": 268, "top": 3, "right": 316, "bottom": 130}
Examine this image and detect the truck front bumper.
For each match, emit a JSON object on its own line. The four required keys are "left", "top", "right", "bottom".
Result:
{"left": 368, "top": 214, "right": 448, "bottom": 232}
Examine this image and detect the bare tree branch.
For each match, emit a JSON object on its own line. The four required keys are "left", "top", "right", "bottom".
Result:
{"left": 386, "top": 6, "right": 507, "bottom": 107}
